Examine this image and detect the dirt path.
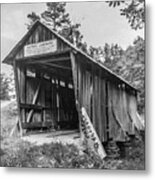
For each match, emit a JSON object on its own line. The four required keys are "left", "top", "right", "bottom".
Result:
{"left": 22, "top": 131, "right": 82, "bottom": 149}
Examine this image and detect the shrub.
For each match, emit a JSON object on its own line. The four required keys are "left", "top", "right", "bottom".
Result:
{"left": 1, "top": 141, "right": 104, "bottom": 169}
{"left": 0, "top": 138, "right": 145, "bottom": 169}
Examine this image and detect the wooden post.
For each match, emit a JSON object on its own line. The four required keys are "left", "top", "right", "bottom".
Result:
{"left": 70, "top": 52, "right": 78, "bottom": 100}
{"left": 36, "top": 72, "right": 44, "bottom": 123}
{"left": 13, "top": 60, "right": 23, "bottom": 136}
{"left": 20, "top": 65, "right": 26, "bottom": 123}
{"left": 105, "top": 80, "right": 109, "bottom": 140}
{"left": 92, "top": 66, "right": 96, "bottom": 129}
{"left": 26, "top": 80, "right": 42, "bottom": 123}
{"left": 57, "top": 79, "right": 60, "bottom": 129}
{"left": 70, "top": 52, "right": 81, "bottom": 131}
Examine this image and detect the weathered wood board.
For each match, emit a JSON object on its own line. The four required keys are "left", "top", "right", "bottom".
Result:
{"left": 24, "top": 39, "right": 57, "bottom": 57}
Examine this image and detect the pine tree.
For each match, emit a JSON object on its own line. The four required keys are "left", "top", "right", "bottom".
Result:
{"left": 27, "top": 12, "right": 40, "bottom": 29}
{"left": 27, "top": 2, "right": 86, "bottom": 50}
{"left": 41, "top": 2, "right": 70, "bottom": 31}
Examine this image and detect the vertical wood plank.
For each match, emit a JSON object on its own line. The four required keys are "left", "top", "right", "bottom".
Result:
{"left": 101, "top": 77, "right": 107, "bottom": 141}
{"left": 20, "top": 65, "right": 26, "bottom": 123}
{"left": 57, "top": 79, "right": 60, "bottom": 128}
{"left": 26, "top": 80, "right": 42, "bottom": 123}
{"left": 70, "top": 52, "right": 78, "bottom": 101}
{"left": 92, "top": 66, "right": 96, "bottom": 128}
{"left": 105, "top": 80, "right": 109, "bottom": 140}
{"left": 98, "top": 71, "right": 102, "bottom": 139}
{"left": 77, "top": 60, "right": 82, "bottom": 133}
{"left": 96, "top": 74, "right": 100, "bottom": 137}
{"left": 70, "top": 52, "right": 83, "bottom": 132}
{"left": 13, "top": 61, "right": 23, "bottom": 136}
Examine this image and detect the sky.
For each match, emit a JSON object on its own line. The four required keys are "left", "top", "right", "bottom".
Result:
{"left": 1, "top": 1, "right": 144, "bottom": 74}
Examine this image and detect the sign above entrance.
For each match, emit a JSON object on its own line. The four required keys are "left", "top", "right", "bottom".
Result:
{"left": 24, "top": 39, "right": 57, "bottom": 57}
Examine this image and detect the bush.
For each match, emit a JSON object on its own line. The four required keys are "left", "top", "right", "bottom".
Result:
{"left": 0, "top": 137, "right": 145, "bottom": 169}
{"left": 116, "top": 138, "right": 145, "bottom": 170}
{"left": 1, "top": 101, "right": 18, "bottom": 138}
{"left": 0, "top": 141, "right": 104, "bottom": 169}
{"left": 0, "top": 73, "right": 10, "bottom": 100}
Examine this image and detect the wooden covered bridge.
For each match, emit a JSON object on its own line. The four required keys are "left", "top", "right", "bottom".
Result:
{"left": 3, "top": 21, "right": 143, "bottom": 142}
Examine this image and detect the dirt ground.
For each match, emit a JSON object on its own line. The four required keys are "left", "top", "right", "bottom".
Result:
{"left": 22, "top": 130, "right": 81, "bottom": 146}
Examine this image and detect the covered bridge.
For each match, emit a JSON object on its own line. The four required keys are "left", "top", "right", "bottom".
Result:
{"left": 3, "top": 21, "right": 142, "bottom": 142}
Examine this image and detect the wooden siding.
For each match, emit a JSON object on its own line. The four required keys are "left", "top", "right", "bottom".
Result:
{"left": 71, "top": 52, "right": 138, "bottom": 142}
{"left": 15, "top": 24, "right": 70, "bottom": 60}
{"left": 71, "top": 53, "right": 107, "bottom": 142}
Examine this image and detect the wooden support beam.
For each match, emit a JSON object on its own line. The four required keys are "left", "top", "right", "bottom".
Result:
{"left": 70, "top": 51, "right": 78, "bottom": 100}
{"left": 105, "top": 80, "right": 110, "bottom": 140}
{"left": 40, "top": 65, "right": 73, "bottom": 82}
{"left": 26, "top": 80, "right": 42, "bottom": 123}
{"left": 25, "top": 63, "right": 73, "bottom": 83}
{"left": 57, "top": 79, "right": 60, "bottom": 129}
{"left": 20, "top": 66, "right": 26, "bottom": 123}
{"left": 20, "top": 103, "right": 50, "bottom": 110}
{"left": 22, "top": 122, "right": 53, "bottom": 129}
{"left": 70, "top": 51, "right": 82, "bottom": 134}
{"left": 26, "top": 56, "right": 70, "bottom": 64}
{"left": 16, "top": 49, "right": 71, "bottom": 62}
{"left": 38, "top": 62, "right": 71, "bottom": 71}
{"left": 12, "top": 60, "right": 23, "bottom": 136}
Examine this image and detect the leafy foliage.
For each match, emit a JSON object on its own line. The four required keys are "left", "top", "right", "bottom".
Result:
{"left": 1, "top": 141, "right": 104, "bottom": 169}
{"left": 88, "top": 37, "right": 145, "bottom": 113}
{"left": 124, "top": 37, "right": 145, "bottom": 112}
{"left": 117, "top": 137, "right": 145, "bottom": 170}
{"left": 107, "top": 1, "right": 125, "bottom": 7}
{"left": 27, "top": 2, "right": 87, "bottom": 50}
{"left": 88, "top": 46, "right": 103, "bottom": 62}
{"left": 103, "top": 43, "right": 124, "bottom": 69}
{"left": 27, "top": 12, "right": 40, "bottom": 29}
{"left": 106, "top": 0, "right": 145, "bottom": 30}
{"left": 41, "top": 2, "right": 71, "bottom": 31}
{"left": 1, "top": 138, "right": 144, "bottom": 169}
{"left": 0, "top": 73, "right": 10, "bottom": 100}
{"left": 103, "top": 37, "right": 145, "bottom": 112}
{"left": 1, "top": 101, "right": 17, "bottom": 138}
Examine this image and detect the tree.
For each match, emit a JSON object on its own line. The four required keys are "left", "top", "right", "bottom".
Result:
{"left": 0, "top": 73, "right": 10, "bottom": 100}
{"left": 41, "top": 2, "right": 71, "bottom": 31}
{"left": 122, "top": 37, "right": 145, "bottom": 112}
{"left": 103, "top": 43, "right": 124, "bottom": 75}
{"left": 91, "top": 38, "right": 145, "bottom": 113}
{"left": 106, "top": 0, "right": 145, "bottom": 30}
{"left": 88, "top": 46, "right": 104, "bottom": 63}
{"left": 27, "top": 12, "right": 40, "bottom": 29}
{"left": 27, "top": 2, "right": 85, "bottom": 50}
{"left": 103, "top": 37, "right": 145, "bottom": 113}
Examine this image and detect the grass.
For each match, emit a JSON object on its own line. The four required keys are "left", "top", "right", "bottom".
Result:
{"left": 0, "top": 135, "right": 145, "bottom": 169}
{"left": 116, "top": 138, "right": 145, "bottom": 170}
{"left": 1, "top": 100, "right": 18, "bottom": 138}
{"left": 1, "top": 140, "right": 104, "bottom": 169}
{"left": 0, "top": 100, "right": 145, "bottom": 170}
